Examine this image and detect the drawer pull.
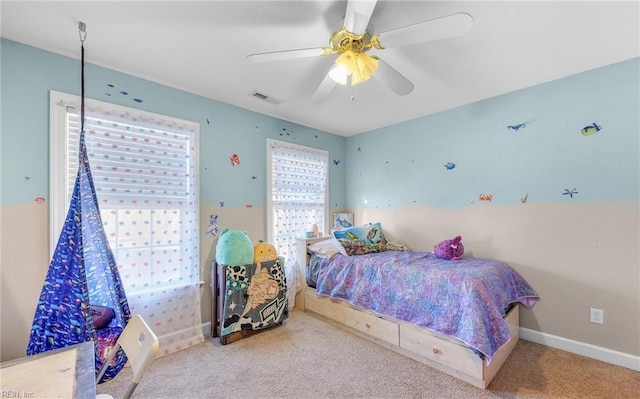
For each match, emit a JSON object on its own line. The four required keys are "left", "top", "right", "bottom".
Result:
{"left": 432, "top": 348, "right": 440, "bottom": 354}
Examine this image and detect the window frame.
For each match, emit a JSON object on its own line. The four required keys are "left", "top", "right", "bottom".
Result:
{"left": 266, "top": 138, "right": 329, "bottom": 243}
{"left": 49, "top": 90, "right": 200, "bottom": 263}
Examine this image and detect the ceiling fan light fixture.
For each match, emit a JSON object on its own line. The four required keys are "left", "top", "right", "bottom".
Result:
{"left": 247, "top": 3, "right": 474, "bottom": 103}
{"left": 353, "top": 53, "right": 378, "bottom": 85}
{"left": 328, "top": 64, "right": 349, "bottom": 85}
{"left": 329, "top": 50, "right": 378, "bottom": 86}
{"left": 330, "top": 50, "right": 357, "bottom": 85}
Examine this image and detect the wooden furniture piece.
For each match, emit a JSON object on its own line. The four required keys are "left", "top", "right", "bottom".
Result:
{"left": 295, "top": 236, "right": 327, "bottom": 309}
{"left": 212, "top": 262, "right": 262, "bottom": 344}
{"left": 296, "top": 237, "right": 520, "bottom": 389}
{"left": 0, "top": 341, "right": 96, "bottom": 399}
{"left": 211, "top": 261, "right": 287, "bottom": 345}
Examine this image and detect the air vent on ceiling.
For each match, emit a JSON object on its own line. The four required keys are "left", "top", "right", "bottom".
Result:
{"left": 249, "top": 90, "right": 283, "bottom": 105}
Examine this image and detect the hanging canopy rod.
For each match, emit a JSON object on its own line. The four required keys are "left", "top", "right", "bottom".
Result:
{"left": 78, "top": 21, "right": 87, "bottom": 164}
{"left": 78, "top": 21, "right": 87, "bottom": 43}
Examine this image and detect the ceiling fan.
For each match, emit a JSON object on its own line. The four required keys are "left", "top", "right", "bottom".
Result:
{"left": 246, "top": 0, "right": 473, "bottom": 103}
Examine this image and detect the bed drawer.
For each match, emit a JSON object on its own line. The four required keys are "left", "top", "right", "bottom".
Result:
{"left": 304, "top": 290, "right": 345, "bottom": 323}
{"left": 344, "top": 308, "right": 399, "bottom": 346}
{"left": 399, "top": 324, "right": 483, "bottom": 379}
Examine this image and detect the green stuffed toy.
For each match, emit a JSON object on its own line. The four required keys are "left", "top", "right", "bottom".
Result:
{"left": 215, "top": 227, "right": 254, "bottom": 266}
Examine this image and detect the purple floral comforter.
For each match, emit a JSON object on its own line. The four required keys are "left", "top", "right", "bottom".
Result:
{"left": 314, "top": 251, "right": 539, "bottom": 362}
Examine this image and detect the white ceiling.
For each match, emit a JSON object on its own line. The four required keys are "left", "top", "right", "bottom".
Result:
{"left": 2, "top": 1, "right": 638, "bottom": 137}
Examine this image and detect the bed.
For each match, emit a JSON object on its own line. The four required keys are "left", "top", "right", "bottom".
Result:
{"left": 295, "top": 233, "right": 539, "bottom": 389}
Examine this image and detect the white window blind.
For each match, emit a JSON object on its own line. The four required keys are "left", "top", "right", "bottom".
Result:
{"left": 267, "top": 139, "right": 328, "bottom": 309}
{"left": 50, "top": 91, "right": 203, "bottom": 357}
{"left": 66, "top": 114, "right": 192, "bottom": 205}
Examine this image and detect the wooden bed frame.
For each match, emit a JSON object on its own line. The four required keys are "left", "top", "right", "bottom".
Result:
{"left": 295, "top": 237, "right": 519, "bottom": 389}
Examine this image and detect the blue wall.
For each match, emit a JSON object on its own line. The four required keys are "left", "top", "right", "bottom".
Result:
{"left": 2, "top": 38, "right": 639, "bottom": 361}
{"left": 0, "top": 38, "right": 346, "bottom": 208}
{"left": 0, "top": 39, "right": 347, "bottom": 361}
{"left": 345, "top": 58, "right": 639, "bottom": 209}
{"left": 340, "top": 57, "right": 640, "bottom": 361}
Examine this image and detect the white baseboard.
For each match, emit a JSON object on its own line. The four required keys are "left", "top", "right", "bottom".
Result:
{"left": 201, "top": 321, "right": 212, "bottom": 337}
{"left": 520, "top": 327, "right": 640, "bottom": 372}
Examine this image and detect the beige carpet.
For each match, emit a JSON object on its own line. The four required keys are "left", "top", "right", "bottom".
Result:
{"left": 97, "top": 310, "right": 639, "bottom": 399}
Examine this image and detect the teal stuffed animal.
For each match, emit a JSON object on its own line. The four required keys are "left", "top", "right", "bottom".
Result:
{"left": 215, "top": 227, "right": 254, "bottom": 266}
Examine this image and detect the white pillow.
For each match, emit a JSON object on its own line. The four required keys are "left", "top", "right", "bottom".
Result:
{"left": 307, "top": 238, "right": 348, "bottom": 258}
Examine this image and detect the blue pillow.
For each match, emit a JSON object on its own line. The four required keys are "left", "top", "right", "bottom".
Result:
{"left": 333, "top": 223, "right": 387, "bottom": 256}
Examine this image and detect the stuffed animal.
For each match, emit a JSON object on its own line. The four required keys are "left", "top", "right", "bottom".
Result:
{"left": 253, "top": 240, "right": 278, "bottom": 263}
{"left": 215, "top": 227, "right": 254, "bottom": 266}
{"left": 206, "top": 214, "right": 220, "bottom": 236}
{"left": 434, "top": 235, "right": 465, "bottom": 260}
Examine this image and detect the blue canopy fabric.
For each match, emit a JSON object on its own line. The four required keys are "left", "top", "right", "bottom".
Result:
{"left": 27, "top": 36, "right": 131, "bottom": 382}
{"left": 27, "top": 133, "right": 131, "bottom": 383}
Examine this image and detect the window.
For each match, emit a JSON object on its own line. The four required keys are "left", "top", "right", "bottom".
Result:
{"left": 267, "top": 139, "right": 329, "bottom": 309}
{"left": 50, "top": 91, "right": 203, "bottom": 356}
